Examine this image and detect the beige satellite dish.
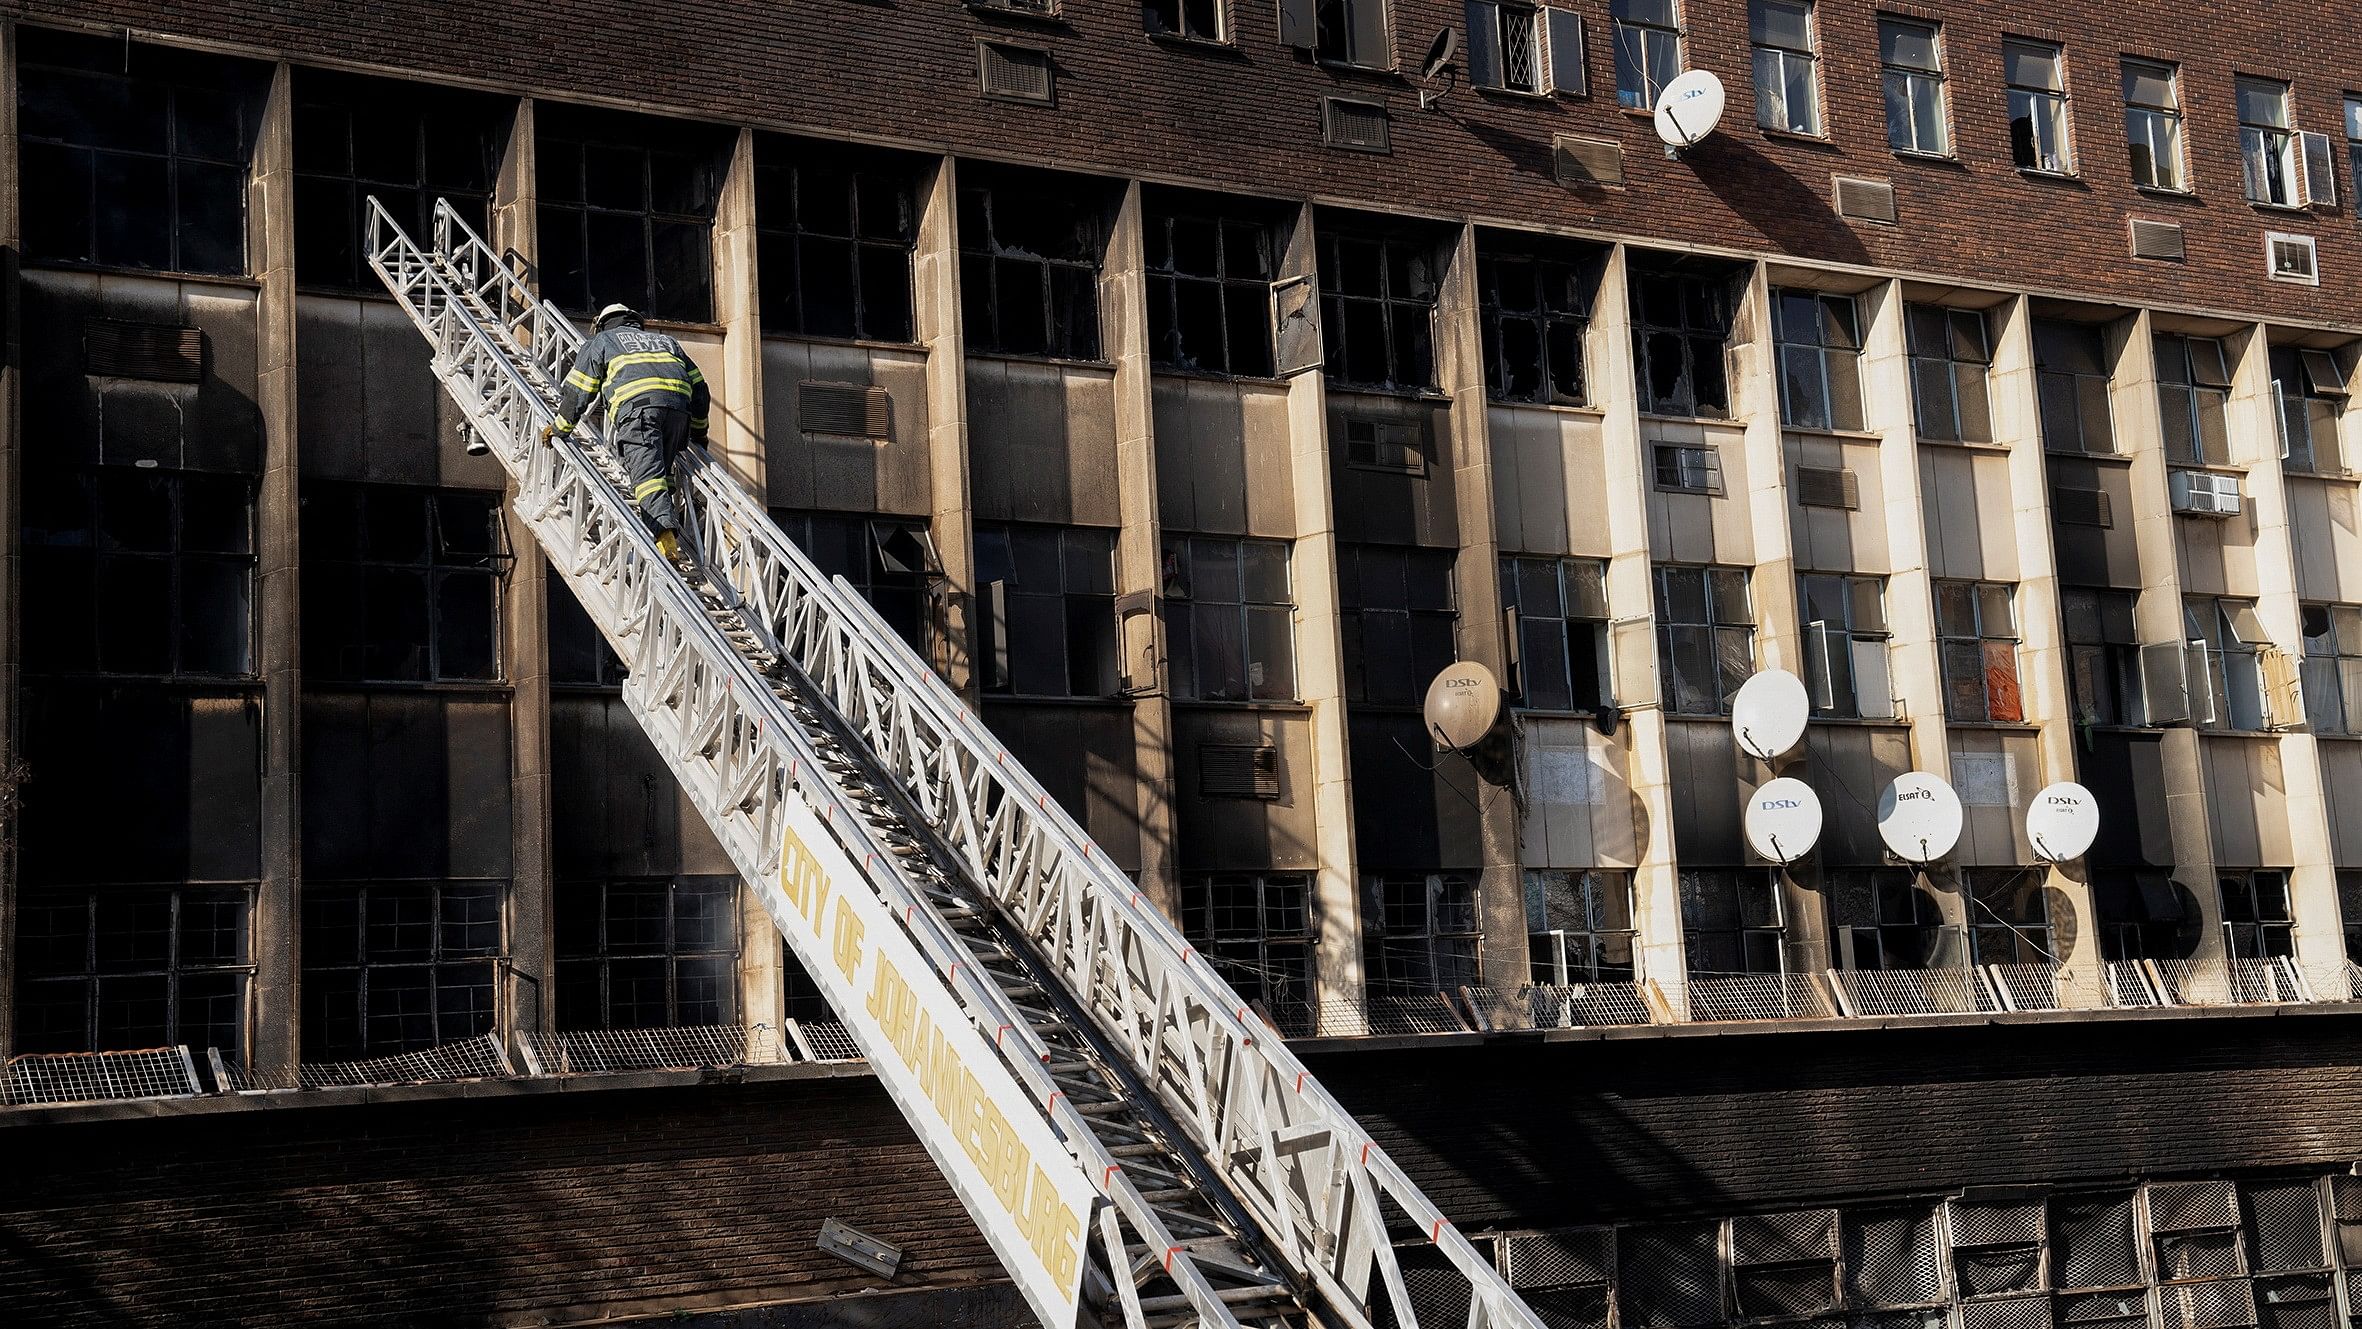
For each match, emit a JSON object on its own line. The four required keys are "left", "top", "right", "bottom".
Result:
{"left": 1424, "top": 660, "right": 1515, "bottom": 786}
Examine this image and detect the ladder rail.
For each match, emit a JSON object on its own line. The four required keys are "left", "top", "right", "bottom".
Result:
{"left": 401, "top": 195, "right": 1546, "bottom": 1329}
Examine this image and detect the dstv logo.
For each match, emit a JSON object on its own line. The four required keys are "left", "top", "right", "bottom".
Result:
{"left": 2046, "top": 794, "right": 2083, "bottom": 807}
{"left": 1444, "top": 676, "right": 1480, "bottom": 690}
{"left": 1759, "top": 798, "right": 1802, "bottom": 810}
{"left": 1675, "top": 86, "right": 1710, "bottom": 103}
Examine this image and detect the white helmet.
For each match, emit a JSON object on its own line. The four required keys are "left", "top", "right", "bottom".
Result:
{"left": 594, "top": 302, "right": 641, "bottom": 330}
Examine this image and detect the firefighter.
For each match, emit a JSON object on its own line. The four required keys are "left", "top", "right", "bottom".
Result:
{"left": 540, "top": 303, "right": 711, "bottom": 563}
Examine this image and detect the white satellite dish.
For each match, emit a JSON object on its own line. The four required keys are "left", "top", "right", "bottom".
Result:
{"left": 1425, "top": 660, "right": 1504, "bottom": 752}
{"left": 1878, "top": 772, "right": 1964, "bottom": 864}
{"left": 2026, "top": 781, "right": 2101, "bottom": 862}
{"left": 1653, "top": 69, "right": 1727, "bottom": 150}
{"left": 1744, "top": 776, "right": 1823, "bottom": 865}
{"left": 1730, "top": 670, "right": 1810, "bottom": 761}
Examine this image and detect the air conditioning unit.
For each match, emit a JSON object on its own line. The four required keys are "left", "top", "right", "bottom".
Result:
{"left": 2168, "top": 469, "right": 2243, "bottom": 517}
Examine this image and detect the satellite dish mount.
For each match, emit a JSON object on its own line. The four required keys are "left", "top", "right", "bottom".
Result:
{"left": 1417, "top": 28, "right": 1461, "bottom": 111}
{"left": 1652, "top": 69, "right": 1728, "bottom": 158}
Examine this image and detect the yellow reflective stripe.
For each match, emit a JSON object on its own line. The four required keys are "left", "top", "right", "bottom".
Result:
{"left": 632, "top": 477, "right": 671, "bottom": 499}
{"left": 684, "top": 365, "right": 705, "bottom": 384}
{"left": 689, "top": 417, "right": 710, "bottom": 430}
{"left": 551, "top": 417, "right": 575, "bottom": 433}
{"left": 609, "top": 351, "right": 688, "bottom": 372}
{"left": 608, "top": 377, "right": 694, "bottom": 406}
{"left": 563, "top": 368, "right": 600, "bottom": 392}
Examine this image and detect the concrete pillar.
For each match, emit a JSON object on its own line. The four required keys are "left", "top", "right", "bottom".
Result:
{"left": 1591, "top": 246, "right": 1691, "bottom": 1014}
{"left": 1103, "top": 183, "right": 1181, "bottom": 913}
{"left": 1987, "top": 296, "right": 2106, "bottom": 1005}
{"left": 249, "top": 64, "right": 303, "bottom": 1076}
{"left": 1281, "top": 204, "right": 1367, "bottom": 1026}
{"left": 712, "top": 128, "right": 767, "bottom": 495}
{"left": 1433, "top": 223, "right": 1525, "bottom": 989}
{"left": 492, "top": 97, "right": 556, "bottom": 1041}
{"left": 914, "top": 155, "right": 981, "bottom": 701}
{"left": 0, "top": 19, "right": 21, "bottom": 1063}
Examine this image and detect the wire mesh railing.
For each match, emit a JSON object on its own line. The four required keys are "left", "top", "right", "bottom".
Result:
{"left": 2103, "top": 961, "right": 2165, "bottom": 1008}
{"left": 1984, "top": 963, "right": 2064, "bottom": 1012}
{"left": 2, "top": 1047, "right": 204, "bottom": 1107}
{"left": 2149, "top": 956, "right": 2308, "bottom": 1006}
{"left": 518, "top": 1024, "right": 791, "bottom": 1075}
{"left": 1826, "top": 967, "right": 1997, "bottom": 1018}
{"left": 298, "top": 1035, "right": 516, "bottom": 1089}
{"left": 1463, "top": 983, "right": 1656, "bottom": 1030}
{"left": 1274, "top": 992, "right": 1473, "bottom": 1038}
{"left": 1683, "top": 973, "right": 1836, "bottom": 1023}
{"left": 783, "top": 1019, "right": 865, "bottom": 1062}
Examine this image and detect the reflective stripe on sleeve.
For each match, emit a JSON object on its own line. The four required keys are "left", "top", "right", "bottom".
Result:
{"left": 632, "top": 477, "right": 672, "bottom": 499}
{"left": 563, "top": 368, "right": 599, "bottom": 392}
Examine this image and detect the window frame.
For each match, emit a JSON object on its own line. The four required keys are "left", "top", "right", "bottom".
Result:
{"left": 1749, "top": 0, "right": 1823, "bottom": 136}
{"left": 1477, "top": 246, "right": 1593, "bottom": 405}
{"left": 2184, "top": 595, "right": 2271, "bottom": 733}
{"left": 1144, "top": 203, "right": 1278, "bottom": 378}
{"left": 2062, "top": 586, "right": 2146, "bottom": 729}
{"left": 1164, "top": 535, "right": 1298, "bottom": 703}
{"left": 2003, "top": 38, "right": 2074, "bottom": 176}
{"left": 1360, "top": 871, "right": 1482, "bottom": 996}
{"left": 2217, "top": 869, "right": 2295, "bottom": 959}
{"left": 1827, "top": 867, "right": 1945, "bottom": 971}
{"left": 974, "top": 522, "right": 1121, "bottom": 699}
{"left": 1610, "top": 0, "right": 1685, "bottom": 111}
{"left": 2034, "top": 320, "right": 2117, "bottom": 455}
{"left": 555, "top": 877, "right": 742, "bottom": 1032}
{"left": 1144, "top": 0, "right": 1227, "bottom": 42}
{"left": 1964, "top": 867, "right": 2055, "bottom": 965}
{"left": 1905, "top": 303, "right": 1995, "bottom": 444}
{"left": 1651, "top": 443, "right": 1725, "bottom": 495}
{"left": 300, "top": 483, "right": 513, "bottom": 686}
{"left": 1525, "top": 868, "right": 1637, "bottom": 984}
{"left": 2271, "top": 345, "right": 2348, "bottom": 474}
{"left": 13, "top": 884, "right": 254, "bottom": 1057}
{"left": 1319, "top": 229, "right": 1441, "bottom": 394}
{"left": 1180, "top": 873, "right": 1317, "bottom": 1025}
{"left": 752, "top": 152, "right": 918, "bottom": 344}
{"left": 1338, "top": 543, "right": 1461, "bottom": 707}
{"left": 1654, "top": 563, "right": 1755, "bottom": 716}
{"left": 24, "top": 466, "right": 260, "bottom": 682}
{"left": 2154, "top": 333, "right": 2235, "bottom": 467}
{"left": 1502, "top": 555, "right": 1611, "bottom": 713}
{"left": 1678, "top": 866, "right": 1785, "bottom": 975}
{"left": 958, "top": 178, "right": 1107, "bottom": 362}
{"left": 2238, "top": 75, "right": 2300, "bottom": 207}
{"left": 1934, "top": 579, "right": 2024, "bottom": 723}
{"left": 300, "top": 879, "right": 507, "bottom": 1061}
{"left": 536, "top": 129, "right": 722, "bottom": 323}
{"left": 1798, "top": 572, "right": 1892, "bottom": 720}
{"left": 1772, "top": 289, "right": 1865, "bottom": 432}
{"left": 2300, "top": 602, "right": 2362, "bottom": 735}
{"left": 291, "top": 74, "right": 503, "bottom": 295}
{"left": 1878, "top": 16, "right": 1950, "bottom": 157}
{"left": 1630, "top": 266, "right": 1734, "bottom": 419}
{"left": 2120, "top": 58, "right": 2188, "bottom": 193}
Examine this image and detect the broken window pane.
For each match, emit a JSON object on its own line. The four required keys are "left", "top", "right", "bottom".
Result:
{"left": 25, "top": 466, "right": 258, "bottom": 681}
{"left": 1321, "top": 228, "right": 1441, "bottom": 392}
{"left": 959, "top": 173, "right": 1106, "bottom": 360}
{"left": 1181, "top": 874, "right": 1316, "bottom": 1031}
{"left": 1630, "top": 263, "right": 1735, "bottom": 417}
{"left": 773, "top": 510, "right": 936, "bottom": 657}
{"left": 755, "top": 142, "right": 920, "bottom": 343}
{"left": 302, "top": 482, "right": 511, "bottom": 684}
{"left": 1655, "top": 564, "right": 1753, "bottom": 714}
{"left": 1360, "top": 871, "right": 1483, "bottom": 997}
{"left": 1167, "top": 535, "right": 1297, "bottom": 701}
{"left": 292, "top": 71, "right": 505, "bottom": 291}
{"left": 1679, "top": 867, "right": 1783, "bottom": 974}
{"left": 1481, "top": 244, "right": 1596, "bottom": 404}
{"left": 1146, "top": 196, "right": 1279, "bottom": 376}
{"left": 302, "top": 881, "right": 509, "bottom": 1059}
{"left": 538, "top": 112, "right": 721, "bottom": 321}
{"left": 14, "top": 886, "right": 252, "bottom": 1056}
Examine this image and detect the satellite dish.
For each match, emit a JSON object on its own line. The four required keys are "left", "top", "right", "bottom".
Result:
{"left": 1652, "top": 69, "right": 1727, "bottom": 150}
{"left": 1878, "top": 772, "right": 1965, "bottom": 864}
{"left": 1425, "top": 660, "right": 1503, "bottom": 751}
{"left": 2026, "top": 781, "right": 2101, "bottom": 862}
{"left": 1744, "top": 777, "right": 1823, "bottom": 865}
{"left": 1730, "top": 670, "right": 1810, "bottom": 761}
{"left": 1419, "top": 27, "right": 1458, "bottom": 80}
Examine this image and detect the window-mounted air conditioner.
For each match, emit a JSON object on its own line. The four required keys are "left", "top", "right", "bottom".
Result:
{"left": 2168, "top": 469, "right": 2243, "bottom": 517}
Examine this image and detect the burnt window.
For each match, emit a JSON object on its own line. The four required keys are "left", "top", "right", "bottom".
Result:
{"left": 1479, "top": 247, "right": 1591, "bottom": 404}
{"left": 1654, "top": 564, "right": 1753, "bottom": 716}
{"left": 774, "top": 510, "right": 939, "bottom": 655}
{"left": 1312, "top": 0, "right": 1391, "bottom": 67}
{"left": 1502, "top": 556, "right": 1608, "bottom": 712}
{"left": 292, "top": 71, "right": 503, "bottom": 292}
{"left": 1146, "top": 0, "right": 1226, "bottom": 43}
{"left": 1361, "top": 872, "right": 1481, "bottom": 994}
{"left": 1679, "top": 867, "right": 1783, "bottom": 974}
{"left": 1319, "top": 229, "right": 1439, "bottom": 393}
{"left": 548, "top": 567, "right": 626, "bottom": 688}
{"left": 753, "top": 147, "right": 916, "bottom": 343}
{"left": 1965, "top": 867, "right": 2054, "bottom": 964}
{"left": 1800, "top": 573, "right": 1892, "bottom": 719}
{"left": 2155, "top": 334, "right": 2233, "bottom": 466}
{"left": 301, "top": 485, "right": 510, "bottom": 684}
{"left": 2185, "top": 596, "right": 2270, "bottom": 732}
{"left": 2035, "top": 320, "right": 2116, "bottom": 455}
{"left": 1525, "top": 869, "right": 1635, "bottom": 983}
{"left": 20, "top": 32, "right": 264, "bottom": 275}
{"left": 2220, "top": 869, "right": 2296, "bottom": 959}
{"left": 975, "top": 523, "right": 1118, "bottom": 698}
{"left": 958, "top": 177, "right": 1105, "bottom": 360}
{"left": 24, "top": 467, "right": 256, "bottom": 680}
{"left": 556, "top": 877, "right": 740, "bottom": 1030}
{"left": 2301, "top": 602, "right": 2362, "bottom": 735}
{"left": 14, "top": 886, "right": 251, "bottom": 1055}
{"left": 2062, "top": 588, "right": 2143, "bottom": 727}
{"left": 537, "top": 117, "right": 721, "bottom": 321}
{"left": 1145, "top": 203, "right": 1276, "bottom": 376}
{"left": 1180, "top": 873, "right": 1315, "bottom": 1029}
{"left": 302, "top": 881, "right": 505, "bottom": 1059}
{"left": 2091, "top": 870, "right": 2193, "bottom": 961}
{"left": 2272, "top": 345, "right": 2348, "bottom": 473}
{"left": 1630, "top": 266, "right": 1732, "bottom": 417}
{"left": 1935, "top": 579, "right": 2023, "bottom": 722}
{"left": 1339, "top": 544, "right": 1459, "bottom": 706}
{"left": 1773, "top": 290, "right": 1863, "bottom": 430}
{"left": 1828, "top": 868, "right": 1944, "bottom": 969}
{"left": 1165, "top": 535, "right": 1296, "bottom": 701}
{"left": 1907, "top": 304, "right": 1994, "bottom": 443}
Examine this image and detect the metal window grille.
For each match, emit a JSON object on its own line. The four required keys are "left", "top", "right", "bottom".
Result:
{"left": 2244, "top": 1180, "right": 2328, "bottom": 1273}
{"left": 1, "top": 1046, "right": 204, "bottom": 1107}
{"left": 1620, "top": 1223, "right": 1726, "bottom": 1329}
{"left": 2160, "top": 1280, "right": 2258, "bottom": 1329}
{"left": 1844, "top": 1204, "right": 1947, "bottom": 1308}
{"left": 1961, "top": 1296, "right": 2051, "bottom": 1329}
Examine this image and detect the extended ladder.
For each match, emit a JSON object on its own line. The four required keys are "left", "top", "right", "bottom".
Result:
{"left": 368, "top": 196, "right": 1544, "bottom": 1329}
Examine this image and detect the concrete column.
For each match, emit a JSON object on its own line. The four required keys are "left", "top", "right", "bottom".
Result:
{"left": 1281, "top": 204, "right": 1367, "bottom": 1025}
{"left": 1591, "top": 246, "right": 1691, "bottom": 1014}
{"left": 1103, "top": 183, "right": 1181, "bottom": 913}
{"left": 712, "top": 128, "right": 767, "bottom": 495}
{"left": 914, "top": 155, "right": 981, "bottom": 701}
{"left": 492, "top": 98, "right": 556, "bottom": 1041}
{"left": 0, "top": 20, "right": 21, "bottom": 1063}
{"left": 249, "top": 64, "right": 303, "bottom": 1076}
{"left": 1987, "top": 296, "right": 2106, "bottom": 1005}
{"left": 2231, "top": 323, "right": 2344, "bottom": 984}
{"left": 1433, "top": 223, "right": 1525, "bottom": 988}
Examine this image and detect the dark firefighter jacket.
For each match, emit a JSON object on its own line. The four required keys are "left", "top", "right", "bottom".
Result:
{"left": 551, "top": 324, "right": 711, "bottom": 437}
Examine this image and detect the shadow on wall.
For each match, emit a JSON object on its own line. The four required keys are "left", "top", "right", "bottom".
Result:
{"left": 1684, "top": 136, "right": 1870, "bottom": 266}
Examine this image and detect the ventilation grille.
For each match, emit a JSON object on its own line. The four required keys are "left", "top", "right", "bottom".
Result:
{"left": 1199, "top": 744, "right": 1280, "bottom": 799}
{"left": 2269, "top": 233, "right": 2319, "bottom": 284}
{"left": 2054, "top": 486, "right": 2114, "bottom": 528}
{"left": 799, "top": 381, "right": 891, "bottom": 439}
{"left": 1795, "top": 465, "right": 1860, "bottom": 510}
{"left": 2130, "top": 217, "right": 2187, "bottom": 261}
{"left": 1554, "top": 134, "right": 1625, "bottom": 188}
{"left": 978, "top": 41, "right": 1054, "bottom": 104}
{"left": 1323, "top": 97, "right": 1391, "bottom": 153}
{"left": 1833, "top": 175, "right": 1898, "bottom": 224}
{"left": 85, "top": 320, "right": 205, "bottom": 383}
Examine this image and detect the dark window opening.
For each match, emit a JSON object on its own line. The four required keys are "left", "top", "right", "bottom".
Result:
{"left": 14, "top": 885, "right": 251, "bottom": 1055}
{"left": 2220, "top": 870, "right": 2296, "bottom": 959}
{"left": 1799, "top": 572, "right": 1890, "bottom": 719}
{"left": 1479, "top": 245, "right": 1594, "bottom": 405}
{"left": 1362, "top": 872, "right": 1480, "bottom": 994}
{"left": 2035, "top": 320, "right": 2116, "bottom": 455}
{"left": 548, "top": 567, "right": 627, "bottom": 689}
{"left": 1526, "top": 868, "right": 1635, "bottom": 983}
{"left": 1313, "top": 0, "right": 1390, "bottom": 67}
{"left": 1655, "top": 564, "right": 1753, "bottom": 716}
{"left": 1146, "top": 0, "right": 1225, "bottom": 41}
{"left": 1502, "top": 556, "right": 1609, "bottom": 712}
{"left": 1319, "top": 228, "right": 1440, "bottom": 393}
{"left": 1829, "top": 868, "right": 1945, "bottom": 970}
{"left": 1145, "top": 199, "right": 1277, "bottom": 377}
{"left": 2338, "top": 870, "right": 2362, "bottom": 965}
{"left": 753, "top": 142, "right": 917, "bottom": 343}
{"left": 301, "top": 484, "right": 510, "bottom": 684}
{"left": 537, "top": 111, "right": 725, "bottom": 321}
{"left": 1339, "top": 544, "right": 1459, "bottom": 706}
{"left": 301, "top": 880, "right": 505, "bottom": 1060}
{"left": 19, "top": 30, "right": 267, "bottom": 275}
{"left": 556, "top": 877, "right": 740, "bottom": 1030}
{"left": 1680, "top": 867, "right": 1782, "bottom": 974}
{"left": 2272, "top": 345, "right": 2348, "bottom": 474}
{"left": 1181, "top": 873, "right": 1314, "bottom": 1026}
{"left": 25, "top": 466, "right": 256, "bottom": 680}
{"left": 2155, "top": 334, "right": 2233, "bottom": 467}
{"left": 974, "top": 523, "right": 1118, "bottom": 698}
{"left": 1935, "top": 579, "right": 2022, "bottom": 723}
{"left": 293, "top": 70, "right": 504, "bottom": 293}
{"left": 1965, "top": 867, "right": 2054, "bottom": 964}
{"left": 1630, "top": 264, "right": 1733, "bottom": 418}
{"left": 774, "top": 510, "right": 938, "bottom": 657}
{"left": 2062, "top": 588, "right": 2144, "bottom": 727}
{"left": 2092, "top": 870, "right": 2196, "bottom": 961}
{"left": 2301, "top": 602, "right": 2362, "bottom": 736}
{"left": 958, "top": 173, "right": 1106, "bottom": 360}
{"left": 1906, "top": 304, "right": 1994, "bottom": 443}
{"left": 1164, "top": 535, "right": 1295, "bottom": 701}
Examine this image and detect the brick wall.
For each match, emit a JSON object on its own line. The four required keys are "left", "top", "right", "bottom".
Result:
{"left": 8, "top": 1, "right": 2361, "bottom": 326}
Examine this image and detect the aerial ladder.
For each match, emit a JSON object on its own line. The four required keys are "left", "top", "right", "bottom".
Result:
{"left": 367, "top": 196, "right": 1546, "bottom": 1329}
